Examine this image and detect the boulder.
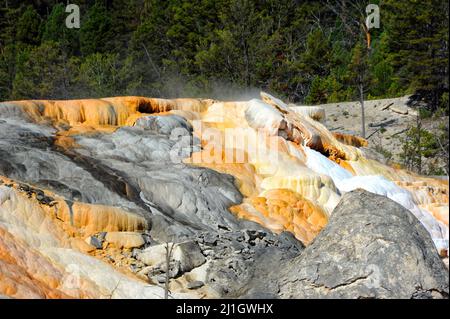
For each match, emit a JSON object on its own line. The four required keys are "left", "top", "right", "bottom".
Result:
{"left": 136, "top": 266, "right": 154, "bottom": 278}
{"left": 187, "top": 281, "right": 205, "bottom": 290}
{"left": 173, "top": 241, "right": 206, "bottom": 273}
{"left": 151, "top": 260, "right": 181, "bottom": 278}
{"left": 85, "top": 236, "right": 103, "bottom": 250}
{"left": 136, "top": 244, "right": 168, "bottom": 266}
{"left": 104, "top": 232, "right": 145, "bottom": 249}
{"left": 155, "top": 275, "right": 167, "bottom": 284}
{"left": 279, "top": 189, "right": 449, "bottom": 299}
{"left": 137, "top": 241, "right": 206, "bottom": 274}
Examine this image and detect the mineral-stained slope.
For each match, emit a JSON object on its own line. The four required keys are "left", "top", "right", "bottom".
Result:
{"left": 0, "top": 94, "right": 448, "bottom": 299}
{"left": 0, "top": 181, "right": 167, "bottom": 298}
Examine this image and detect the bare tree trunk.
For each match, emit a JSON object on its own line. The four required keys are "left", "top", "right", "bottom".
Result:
{"left": 142, "top": 43, "right": 161, "bottom": 80}
{"left": 416, "top": 112, "right": 422, "bottom": 174}
{"left": 359, "top": 82, "right": 366, "bottom": 139}
{"left": 243, "top": 42, "right": 250, "bottom": 88}
{"left": 362, "top": 22, "right": 371, "bottom": 49}
{"left": 164, "top": 243, "right": 175, "bottom": 300}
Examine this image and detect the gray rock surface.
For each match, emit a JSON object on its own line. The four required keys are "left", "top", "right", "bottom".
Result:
{"left": 314, "top": 95, "right": 446, "bottom": 173}
{"left": 73, "top": 115, "right": 244, "bottom": 236}
{"left": 0, "top": 118, "right": 145, "bottom": 212}
{"left": 187, "top": 281, "right": 205, "bottom": 290}
{"left": 195, "top": 229, "right": 304, "bottom": 298}
{"left": 85, "top": 236, "right": 103, "bottom": 250}
{"left": 278, "top": 189, "right": 449, "bottom": 299}
{"left": 0, "top": 115, "right": 245, "bottom": 239}
{"left": 1, "top": 109, "right": 306, "bottom": 298}
{"left": 137, "top": 244, "right": 168, "bottom": 266}
{"left": 137, "top": 241, "right": 205, "bottom": 274}
{"left": 173, "top": 241, "right": 206, "bottom": 273}
{"left": 1, "top": 104, "right": 448, "bottom": 299}
{"left": 135, "top": 114, "right": 192, "bottom": 135}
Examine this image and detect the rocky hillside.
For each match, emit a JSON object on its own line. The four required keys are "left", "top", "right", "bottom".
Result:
{"left": 0, "top": 93, "right": 448, "bottom": 299}
{"left": 308, "top": 96, "right": 449, "bottom": 174}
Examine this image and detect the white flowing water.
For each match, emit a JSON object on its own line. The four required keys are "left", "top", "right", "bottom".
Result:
{"left": 304, "top": 146, "right": 449, "bottom": 252}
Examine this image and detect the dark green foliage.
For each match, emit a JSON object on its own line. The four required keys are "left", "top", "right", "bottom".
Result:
{"left": 79, "top": 1, "right": 114, "bottom": 56}
{"left": 12, "top": 41, "right": 73, "bottom": 100}
{"left": 77, "top": 52, "right": 143, "bottom": 97}
{"left": 1, "top": 0, "right": 446, "bottom": 175}
{"left": 384, "top": 0, "right": 449, "bottom": 112}
{"left": 0, "top": 0, "right": 448, "bottom": 110}
{"left": 16, "top": 5, "right": 42, "bottom": 46}
{"left": 42, "top": 3, "right": 79, "bottom": 55}
{"left": 400, "top": 126, "right": 440, "bottom": 174}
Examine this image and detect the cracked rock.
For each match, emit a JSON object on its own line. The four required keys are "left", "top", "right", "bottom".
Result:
{"left": 278, "top": 190, "right": 449, "bottom": 299}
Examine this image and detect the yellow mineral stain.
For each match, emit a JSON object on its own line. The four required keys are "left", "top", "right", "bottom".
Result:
{"left": 231, "top": 189, "right": 328, "bottom": 245}
{"left": 1, "top": 92, "right": 448, "bottom": 286}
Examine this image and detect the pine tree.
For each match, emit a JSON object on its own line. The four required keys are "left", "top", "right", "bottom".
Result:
{"left": 16, "top": 5, "right": 42, "bottom": 46}
{"left": 346, "top": 43, "right": 370, "bottom": 138}
{"left": 12, "top": 42, "right": 72, "bottom": 100}
{"left": 0, "top": 0, "right": 447, "bottom": 105}
{"left": 384, "top": 0, "right": 449, "bottom": 112}
{"left": 79, "top": 1, "right": 114, "bottom": 56}
{"left": 42, "top": 3, "right": 79, "bottom": 55}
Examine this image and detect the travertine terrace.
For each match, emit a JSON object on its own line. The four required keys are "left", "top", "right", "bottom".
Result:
{"left": 0, "top": 93, "right": 448, "bottom": 299}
